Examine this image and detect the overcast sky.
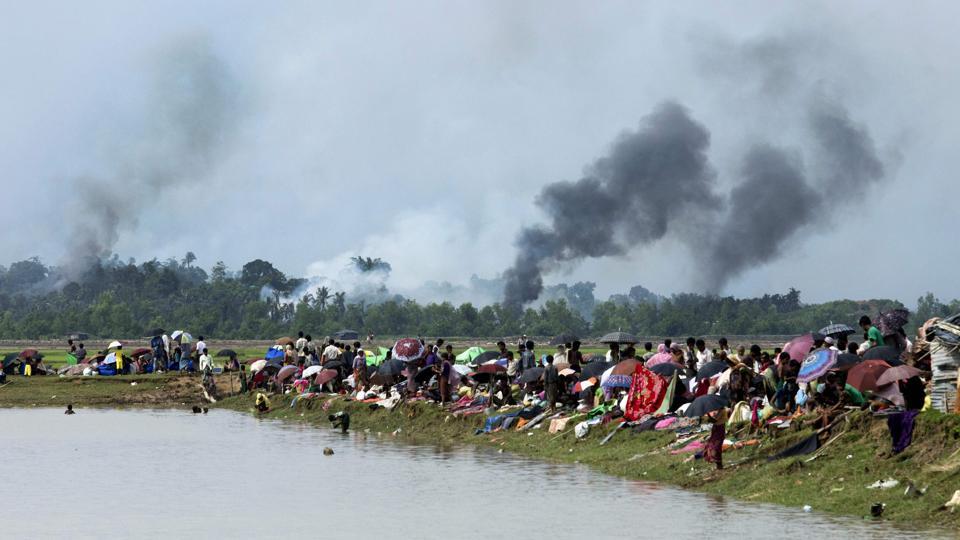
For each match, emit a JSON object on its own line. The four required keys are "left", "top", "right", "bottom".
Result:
{"left": 1, "top": 1, "right": 958, "bottom": 306}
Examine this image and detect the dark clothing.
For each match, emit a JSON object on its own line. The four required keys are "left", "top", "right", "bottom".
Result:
{"left": 544, "top": 365, "right": 559, "bottom": 385}
{"left": 704, "top": 423, "right": 725, "bottom": 469}
{"left": 902, "top": 377, "right": 926, "bottom": 410}
{"left": 888, "top": 410, "right": 920, "bottom": 453}
{"left": 520, "top": 350, "right": 536, "bottom": 371}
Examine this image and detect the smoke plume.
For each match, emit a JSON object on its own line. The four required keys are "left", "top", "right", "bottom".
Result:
{"left": 62, "top": 36, "right": 240, "bottom": 281}
{"left": 502, "top": 102, "right": 718, "bottom": 311}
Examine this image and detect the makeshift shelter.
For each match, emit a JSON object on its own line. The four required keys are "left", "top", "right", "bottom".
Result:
{"left": 334, "top": 330, "right": 360, "bottom": 341}
{"left": 927, "top": 313, "right": 960, "bottom": 412}
{"left": 455, "top": 346, "right": 485, "bottom": 364}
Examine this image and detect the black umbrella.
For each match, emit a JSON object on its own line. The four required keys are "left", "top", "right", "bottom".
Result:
{"left": 377, "top": 359, "right": 406, "bottom": 378}
{"left": 549, "top": 334, "right": 579, "bottom": 346}
{"left": 834, "top": 353, "right": 862, "bottom": 371}
{"left": 580, "top": 361, "right": 614, "bottom": 381}
{"left": 819, "top": 323, "right": 856, "bottom": 338}
{"left": 649, "top": 363, "right": 682, "bottom": 377}
{"left": 216, "top": 349, "right": 237, "bottom": 358}
{"left": 472, "top": 351, "right": 500, "bottom": 365}
{"left": 684, "top": 394, "right": 731, "bottom": 418}
{"left": 3, "top": 353, "right": 21, "bottom": 369}
{"left": 323, "top": 359, "right": 347, "bottom": 371}
{"left": 599, "top": 331, "right": 638, "bottom": 344}
{"left": 696, "top": 360, "right": 729, "bottom": 381}
{"left": 415, "top": 366, "right": 437, "bottom": 384}
{"left": 146, "top": 328, "right": 165, "bottom": 337}
{"left": 519, "top": 367, "right": 544, "bottom": 385}
{"left": 877, "top": 308, "right": 910, "bottom": 336}
{"left": 863, "top": 345, "right": 903, "bottom": 365}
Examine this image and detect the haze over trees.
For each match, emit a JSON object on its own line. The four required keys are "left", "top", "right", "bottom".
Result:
{"left": 0, "top": 255, "right": 948, "bottom": 340}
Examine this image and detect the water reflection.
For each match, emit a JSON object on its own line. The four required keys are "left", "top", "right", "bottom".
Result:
{"left": 0, "top": 408, "right": 949, "bottom": 540}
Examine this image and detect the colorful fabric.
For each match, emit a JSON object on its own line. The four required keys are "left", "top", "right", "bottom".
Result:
{"left": 623, "top": 365, "right": 668, "bottom": 421}
{"left": 704, "top": 423, "right": 725, "bottom": 467}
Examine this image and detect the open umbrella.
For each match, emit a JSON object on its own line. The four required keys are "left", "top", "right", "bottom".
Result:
{"left": 265, "top": 346, "right": 285, "bottom": 360}
{"left": 323, "top": 359, "right": 347, "bottom": 371}
{"left": 415, "top": 366, "right": 436, "bottom": 384}
{"left": 455, "top": 347, "right": 485, "bottom": 364}
{"left": 146, "top": 327, "right": 166, "bottom": 337}
{"left": 580, "top": 361, "right": 614, "bottom": 380}
{"left": 819, "top": 323, "right": 856, "bottom": 338}
{"left": 573, "top": 377, "right": 597, "bottom": 393}
{"left": 611, "top": 359, "right": 642, "bottom": 376}
{"left": 171, "top": 330, "right": 192, "bottom": 343}
{"left": 3, "top": 353, "right": 21, "bottom": 369}
{"left": 875, "top": 365, "right": 923, "bottom": 387}
{"left": 471, "top": 351, "right": 500, "bottom": 365}
{"left": 101, "top": 352, "right": 117, "bottom": 365}
{"left": 649, "top": 363, "right": 683, "bottom": 377}
{"left": 314, "top": 369, "right": 339, "bottom": 386}
{"left": 782, "top": 334, "right": 814, "bottom": 362}
{"left": 685, "top": 394, "right": 731, "bottom": 418}
{"left": 696, "top": 360, "right": 729, "bottom": 381}
{"left": 81, "top": 353, "right": 105, "bottom": 365}
{"left": 863, "top": 346, "right": 903, "bottom": 365}
{"left": 797, "top": 349, "right": 838, "bottom": 383}
{"left": 392, "top": 338, "right": 425, "bottom": 363}
{"left": 645, "top": 350, "right": 675, "bottom": 368}
{"left": 18, "top": 349, "right": 39, "bottom": 359}
{"left": 847, "top": 360, "right": 891, "bottom": 392}
{"left": 549, "top": 334, "right": 579, "bottom": 346}
{"left": 519, "top": 367, "right": 545, "bottom": 384}
{"left": 833, "top": 353, "right": 862, "bottom": 372}
{"left": 559, "top": 368, "right": 576, "bottom": 377}
{"left": 474, "top": 363, "right": 506, "bottom": 375}
{"left": 877, "top": 308, "right": 910, "bottom": 336}
{"left": 275, "top": 336, "right": 294, "bottom": 347}
{"left": 599, "top": 331, "right": 638, "bottom": 344}
{"left": 453, "top": 364, "right": 472, "bottom": 377}
{"left": 302, "top": 365, "right": 323, "bottom": 378}
{"left": 249, "top": 359, "right": 267, "bottom": 373}
{"left": 376, "top": 359, "right": 406, "bottom": 378}
{"left": 130, "top": 348, "right": 151, "bottom": 358}
{"left": 216, "top": 349, "right": 237, "bottom": 358}
{"left": 276, "top": 365, "right": 298, "bottom": 382}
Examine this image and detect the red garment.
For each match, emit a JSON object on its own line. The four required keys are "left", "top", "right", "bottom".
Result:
{"left": 624, "top": 364, "right": 668, "bottom": 421}
{"left": 704, "top": 423, "right": 725, "bottom": 467}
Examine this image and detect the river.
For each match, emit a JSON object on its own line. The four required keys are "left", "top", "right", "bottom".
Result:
{"left": 0, "top": 408, "right": 948, "bottom": 539}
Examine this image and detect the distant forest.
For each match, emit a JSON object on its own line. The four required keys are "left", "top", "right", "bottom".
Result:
{"left": 0, "top": 254, "right": 957, "bottom": 340}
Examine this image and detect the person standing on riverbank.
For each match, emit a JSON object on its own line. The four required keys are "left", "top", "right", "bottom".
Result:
{"left": 115, "top": 345, "right": 125, "bottom": 375}
{"left": 199, "top": 348, "right": 213, "bottom": 373}
{"left": 544, "top": 355, "right": 559, "bottom": 412}
{"left": 438, "top": 353, "right": 452, "bottom": 404}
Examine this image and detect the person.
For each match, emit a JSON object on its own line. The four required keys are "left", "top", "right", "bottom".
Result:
{"left": 24, "top": 358, "right": 32, "bottom": 377}
{"left": 496, "top": 341, "right": 508, "bottom": 360}
{"left": 76, "top": 343, "right": 87, "bottom": 362}
{"left": 642, "top": 342, "right": 654, "bottom": 361}
{"left": 329, "top": 411, "right": 350, "bottom": 433}
{"left": 199, "top": 348, "right": 213, "bottom": 373}
{"left": 433, "top": 339, "right": 445, "bottom": 355}
{"left": 295, "top": 331, "right": 307, "bottom": 357}
{"left": 67, "top": 339, "right": 76, "bottom": 355}
{"left": 517, "top": 334, "right": 527, "bottom": 349}
{"left": 238, "top": 364, "right": 248, "bottom": 394}
{"left": 554, "top": 344, "right": 568, "bottom": 366}
{"left": 444, "top": 343, "right": 455, "bottom": 362}
{"left": 684, "top": 337, "right": 698, "bottom": 372}
{"left": 284, "top": 343, "right": 297, "bottom": 365}
{"left": 731, "top": 345, "right": 746, "bottom": 364}
{"left": 695, "top": 339, "right": 713, "bottom": 370}
{"left": 115, "top": 345, "right": 125, "bottom": 375}
{"left": 718, "top": 337, "right": 731, "bottom": 357}
{"left": 859, "top": 316, "right": 884, "bottom": 350}
{"left": 323, "top": 339, "right": 340, "bottom": 365}
{"left": 569, "top": 341, "right": 583, "bottom": 372}
{"left": 255, "top": 392, "right": 271, "bottom": 412}
{"left": 438, "top": 352, "right": 452, "bottom": 404}
{"left": 195, "top": 336, "right": 207, "bottom": 360}
{"left": 305, "top": 335, "right": 318, "bottom": 365}
{"left": 825, "top": 337, "right": 840, "bottom": 352}
{"left": 423, "top": 345, "right": 438, "bottom": 367}
{"left": 64, "top": 404, "right": 75, "bottom": 415}
{"left": 663, "top": 338, "right": 673, "bottom": 350}
{"left": 489, "top": 375, "right": 514, "bottom": 407}
{"left": 605, "top": 343, "right": 620, "bottom": 363}
{"left": 352, "top": 343, "right": 367, "bottom": 392}
{"left": 505, "top": 351, "right": 519, "bottom": 378}
{"left": 521, "top": 340, "right": 536, "bottom": 372}
{"left": 704, "top": 408, "right": 728, "bottom": 470}
{"left": 544, "top": 354, "right": 559, "bottom": 412}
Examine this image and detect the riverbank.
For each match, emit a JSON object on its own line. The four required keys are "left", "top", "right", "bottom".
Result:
{"left": 217, "top": 391, "right": 960, "bottom": 528}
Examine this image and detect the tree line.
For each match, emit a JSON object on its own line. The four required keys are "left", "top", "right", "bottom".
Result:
{"left": 0, "top": 255, "right": 954, "bottom": 340}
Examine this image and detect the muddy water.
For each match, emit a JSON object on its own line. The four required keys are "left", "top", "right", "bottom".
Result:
{"left": 0, "top": 408, "right": 948, "bottom": 539}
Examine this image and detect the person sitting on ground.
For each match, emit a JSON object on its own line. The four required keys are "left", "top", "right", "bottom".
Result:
{"left": 255, "top": 392, "right": 271, "bottom": 412}
{"left": 64, "top": 404, "right": 75, "bottom": 415}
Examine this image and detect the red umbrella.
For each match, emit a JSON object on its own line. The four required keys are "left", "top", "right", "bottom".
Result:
{"left": 18, "top": 349, "right": 39, "bottom": 359}
{"left": 314, "top": 369, "right": 339, "bottom": 386}
{"left": 611, "top": 358, "right": 642, "bottom": 376}
{"left": 131, "top": 348, "right": 151, "bottom": 358}
{"left": 81, "top": 353, "right": 105, "bottom": 365}
{"left": 782, "top": 334, "right": 814, "bottom": 362}
{"left": 847, "top": 360, "right": 891, "bottom": 392}
{"left": 392, "top": 338, "right": 425, "bottom": 362}
{"left": 276, "top": 365, "right": 298, "bottom": 382}
{"left": 473, "top": 363, "right": 506, "bottom": 375}
{"left": 875, "top": 365, "right": 923, "bottom": 387}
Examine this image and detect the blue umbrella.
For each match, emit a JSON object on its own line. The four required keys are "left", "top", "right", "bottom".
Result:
{"left": 797, "top": 349, "right": 837, "bottom": 383}
{"left": 265, "top": 346, "right": 285, "bottom": 360}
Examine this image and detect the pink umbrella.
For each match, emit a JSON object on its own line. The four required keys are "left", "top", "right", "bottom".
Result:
{"left": 782, "top": 334, "right": 815, "bottom": 363}
{"left": 392, "top": 338, "right": 425, "bottom": 363}
{"left": 314, "top": 369, "right": 339, "bottom": 386}
{"left": 645, "top": 345, "right": 674, "bottom": 367}
{"left": 277, "top": 365, "right": 298, "bottom": 382}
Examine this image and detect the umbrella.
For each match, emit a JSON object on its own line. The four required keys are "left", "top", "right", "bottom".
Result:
{"left": 130, "top": 348, "right": 151, "bottom": 358}
{"left": 797, "top": 349, "right": 838, "bottom": 383}
{"left": 171, "top": 330, "right": 192, "bottom": 343}
{"left": 216, "top": 349, "right": 237, "bottom": 358}
{"left": 455, "top": 347, "right": 486, "bottom": 364}
{"left": 314, "top": 369, "right": 339, "bottom": 386}
{"left": 583, "top": 353, "right": 606, "bottom": 363}
{"left": 833, "top": 353, "right": 862, "bottom": 372}
{"left": 518, "top": 367, "right": 545, "bottom": 384}
{"left": 573, "top": 377, "right": 598, "bottom": 393}
{"left": 18, "top": 349, "right": 39, "bottom": 359}
{"left": 696, "top": 360, "right": 729, "bottom": 381}
{"left": 3, "top": 353, "right": 21, "bottom": 369}
{"left": 559, "top": 368, "right": 576, "bottom": 377}
{"left": 863, "top": 346, "right": 903, "bottom": 364}
{"left": 549, "top": 334, "right": 579, "bottom": 346}
{"left": 782, "top": 334, "right": 814, "bottom": 362}
{"left": 611, "top": 358, "right": 642, "bottom": 376}
{"left": 684, "top": 394, "right": 731, "bottom": 418}
{"left": 645, "top": 351, "right": 675, "bottom": 367}
{"left": 249, "top": 359, "right": 267, "bottom": 373}
{"left": 452, "top": 364, "right": 472, "bottom": 376}
{"left": 265, "top": 346, "right": 285, "bottom": 360}
{"left": 471, "top": 351, "right": 500, "bottom": 365}
{"left": 847, "top": 360, "right": 892, "bottom": 392}
{"left": 649, "top": 363, "right": 683, "bottom": 377}
{"left": 580, "top": 361, "right": 614, "bottom": 380}
{"left": 146, "top": 327, "right": 165, "bottom": 337}
{"left": 415, "top": 366, "right": 436, "bottom": 384}
{"left": 81, "top": 353, "right": 105, "bottom": 365}
{"left": 323, "top": 359, "right": 347, "bottom": 371}
{"left": 875, "top": 365, "right": 923, "bottom": 387}
{"left": 275, "top": 336, "right": 294, "bottom": 347}
{"left": 474, "top": 363, "right": 506, "bottom": 375}
{"left": 819, "top": 323, "right": 856, "bottom": 338}
{"left": 334, "top": 330, "right": 360, "bottom": 341}
{"left": 376, "top": 359, "right": 406, "bottom": 378}
{"left": 101, "top": 352, "right": 117, "bottom": 365}
{"left": 276, "top": 365, "right": 298, "bottom": 382}
{"left": 392, "top": 338, "right": 425, "bottom": 362}
{"left": 877, "top": 308, "right": 910, "bottom": 336}
{"left": 302, "top": 365, "right": 323, "bottom": 378}
{"left": 599, "top": 331, "right": 638, "bottom": 344}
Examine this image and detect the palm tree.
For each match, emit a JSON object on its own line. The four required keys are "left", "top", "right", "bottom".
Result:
{"left": 333, "top": 292, "right": 346, "bottom": 316}
{"left": 315, "top": 287, "right": 331, "bottom": 310}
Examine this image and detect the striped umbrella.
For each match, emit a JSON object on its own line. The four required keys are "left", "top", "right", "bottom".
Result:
{"left": 797, "top": 349, "right": 838, "bottom": 383}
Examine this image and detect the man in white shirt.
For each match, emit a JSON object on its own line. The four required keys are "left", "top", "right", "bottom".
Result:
{"left": 194, "top": 336, "right": 207, "bottom": 360}
{"left": 322, "top": 338, "right": 341, "bottom": 364}
{"left": 554, "top": 344, "right": 567, "bottom": 366}
{"left": 695, "top": 339, "right": 713, "bottom": 370}
{"left": 295, "top": 331, "right": 307, "bottom": 355}
{"left": 199, "top": 348, "right": 214, "bottom": 372}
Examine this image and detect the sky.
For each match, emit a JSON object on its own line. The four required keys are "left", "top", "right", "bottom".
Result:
{"left": 1, "top": 1, "right": 958, "bottom": 306}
